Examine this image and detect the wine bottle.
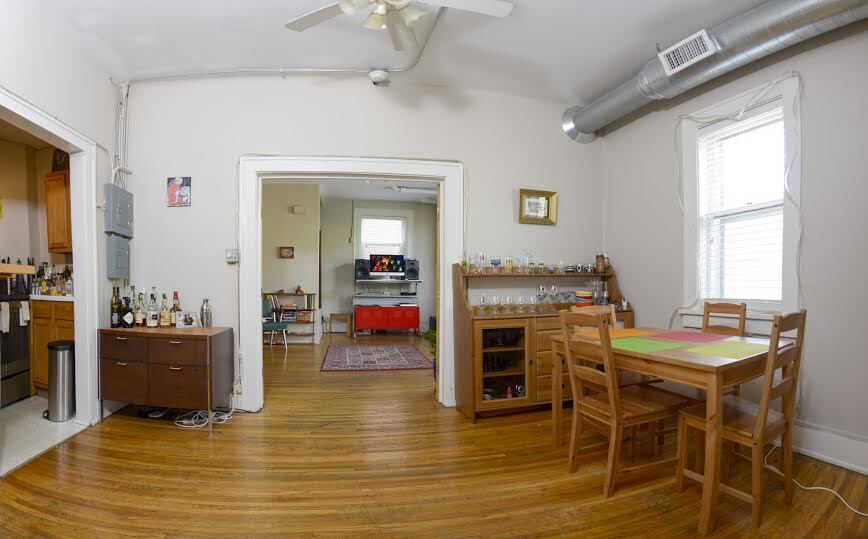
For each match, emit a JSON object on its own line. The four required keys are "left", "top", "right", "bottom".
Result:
{"left": 135, "top": 292, "right": 146, "bottom": 326}
{"left": 146, "top": 292, "right": 159, "bottom": 328}
{"left": 110, "top": 287, "right": 121, "bottom": 328}
{"left": 159, "top": 293, "right": 171, "bottom": 327}
{"left": 121, "top": 297, "right": 134, "bottom": 328}
{"left": 170, "top": 291, "right": 181, "bottom": 326}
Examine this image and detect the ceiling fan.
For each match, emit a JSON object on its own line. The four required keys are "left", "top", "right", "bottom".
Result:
{"left": 285, "top": 0, "right": 514, "bottom": 51}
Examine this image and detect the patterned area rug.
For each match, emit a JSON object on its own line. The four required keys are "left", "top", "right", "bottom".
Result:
{"left": 322, "top": 345, "right": 433, "bottom": 372}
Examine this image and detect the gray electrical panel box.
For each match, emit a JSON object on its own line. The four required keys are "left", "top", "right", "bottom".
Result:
{"left": 104, "top": 183, "right": 134, "bottom": 238}
{"left": 106, "top": 235, "right": 130, "bottom": 280}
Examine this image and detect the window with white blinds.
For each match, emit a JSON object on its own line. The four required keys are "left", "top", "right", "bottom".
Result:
{"left": 697, "top": 105, "right": 785, "bottom": 303}
{"left": 359, "top": 216, "right": 406, "bottom": 259}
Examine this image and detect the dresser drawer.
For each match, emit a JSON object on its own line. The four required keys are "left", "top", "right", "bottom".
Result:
{"left": 100, "top": 359, "right": 148, "bottom": 404}
{"left": 148, "top": 364, "right": 208, "bottom": 409}
{"left": 534, "top": 316, "right": 561, "bottom": 331}
{"left": 148, "top": 337, "right": 206, "bottom": 366}
{"left": 53, "top": 302, "right": 75, "bottom": 321}
{"left": 536, "top": 329, "right": 561, "bottom": 352}
{"left": 100, "top": 333, "right": 149, "bottom": 362}
{"left": 535, "top": 351, "right": 568, "bottom": 374}
{"left": 536, "top": 375, "right": 568, "bottom": 403}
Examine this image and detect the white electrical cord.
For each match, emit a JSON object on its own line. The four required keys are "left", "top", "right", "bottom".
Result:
{"left": 173, "top": 395, "right": 236, "bottom": 429}
{"left": 763, "top": 443, "right": 868, "bottom": 517}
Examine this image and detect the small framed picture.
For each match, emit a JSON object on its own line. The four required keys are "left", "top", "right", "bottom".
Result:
{"left": 278, "top": 246, "right": 295, "bottom": 259}
{"left": 175, "top": 311, "right": 200, "bottom": 328}
{"left": 167, "top": 177, "right": 192, "bottom": 207}
{"left": 519, "top": 189, "right": 558, "bottom": 225}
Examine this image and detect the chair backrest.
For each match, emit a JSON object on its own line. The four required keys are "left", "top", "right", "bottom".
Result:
{"left": 702, "top": 302, "right": 747, "bottom": 336}
{"left": 570, "top": 304, "right": 618, "bottom": 328}
{"left": 754, "top": 309, "right": 807, "bottom": 438}
{"left": 559, "top": 311, "right": 622, "bottom": 420}
{"left": 262, "top": 297, "right": 274, "bottom": 318}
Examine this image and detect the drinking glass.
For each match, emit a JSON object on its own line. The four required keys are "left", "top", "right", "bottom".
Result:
{"left": 529, "top": 295, "right": 539, "bottom": 313}
{"left": 491, "top": 295, "right": 501, "bottom": 314}
{"left": 504, "top": 257, "right": 513, "bottom": 274}
{"left": 557, "top": 260, "right": 566, "bottom": 274}
{"left": 516, "top": 296, "right": 526, "bottom": 313}
{"left": 490, "top": 256, "right": 502, "bottom": 274}
{"left": 503, "top": 296, "right": 514, "bottom": 313}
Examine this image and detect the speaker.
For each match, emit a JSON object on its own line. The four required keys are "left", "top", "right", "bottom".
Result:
{"left": 405, "top": 259, "right": 420, "bottom": 280}
{"left": 354, "top": 259, "right": 370, "bottom": 280}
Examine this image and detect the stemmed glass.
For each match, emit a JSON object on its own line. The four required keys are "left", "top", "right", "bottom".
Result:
{"left": 516, "top": 296, "right": 526, "bottom": 313}
{"left": 503, "top": 296, "right": 514, "bottom": 313}
{"left": 491, "top": 295, "right": 501, "bottom": 314}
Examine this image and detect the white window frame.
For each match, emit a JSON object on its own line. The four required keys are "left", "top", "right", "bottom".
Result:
{"left": 353, "top": 207, "right": 414, "bottom": 260}
{"left": 680, "top": 77, "right": 801, "bottom": 328}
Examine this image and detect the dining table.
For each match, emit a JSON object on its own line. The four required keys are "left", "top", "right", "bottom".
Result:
{"left": 549, "top": 327, "right": 787, "bottom": 535}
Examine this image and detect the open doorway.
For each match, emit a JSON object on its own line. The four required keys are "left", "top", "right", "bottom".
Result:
{"left": 239, "top": 157, "right": 464, "bottom": 413}
{"left": 0, "top": 91, "right": 102, "bottom": 476}
{"left": 259, "top": 177, "right": 440, "bottom": 396}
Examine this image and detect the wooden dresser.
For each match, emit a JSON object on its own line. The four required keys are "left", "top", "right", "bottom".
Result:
{"left": 99, "top": 327, "right": 234, "bottom": 430}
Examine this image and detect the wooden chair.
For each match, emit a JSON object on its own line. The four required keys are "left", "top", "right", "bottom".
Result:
{"left": 702, "top": 302, "right": 747, "bottom": 336}
{"left": 560, "top": 311, "right": 689, "bottom": 497}
{"left": 676, "top": 309, "right": 807, "bottom": 527}
{"left": 570, "top": 304, "right": 617, "bottom": 326}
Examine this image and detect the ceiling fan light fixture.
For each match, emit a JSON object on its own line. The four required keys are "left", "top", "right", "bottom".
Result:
{"left": 363, "top": 3, "right": 389, "bottom": 30}
{"left": 399, "top": 5, "right": 426, "bottom": 25}
{"left": 338, "top": 0, "right": 372, "bottom": 15}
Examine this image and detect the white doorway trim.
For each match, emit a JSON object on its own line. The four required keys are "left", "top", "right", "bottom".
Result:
{"left": 237, "top": 156, "right": 464, "bottom": 411}
{"left": 0, "top": 86, "right": 102, "bottom": 426}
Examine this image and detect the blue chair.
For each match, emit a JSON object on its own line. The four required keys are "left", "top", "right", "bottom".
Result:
{"left": 263, "top": 297, "right": 289, "bottom": 348}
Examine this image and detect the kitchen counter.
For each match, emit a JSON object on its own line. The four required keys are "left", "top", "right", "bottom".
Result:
{"left": 30, "top": 295, "right": 74, "bottom": 302}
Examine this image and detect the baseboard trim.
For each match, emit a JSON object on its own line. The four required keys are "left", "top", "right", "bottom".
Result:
{"left": 792, "top": 422, "right": 868, "bottom": 476}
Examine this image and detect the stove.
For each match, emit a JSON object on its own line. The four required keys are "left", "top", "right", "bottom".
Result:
{"left": 1, "top": 257, "right": 33, "bottom": 407}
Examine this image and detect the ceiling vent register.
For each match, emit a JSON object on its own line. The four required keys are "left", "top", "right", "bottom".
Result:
{"left": 658, "top": 29, "right": 717, "bottom": 77}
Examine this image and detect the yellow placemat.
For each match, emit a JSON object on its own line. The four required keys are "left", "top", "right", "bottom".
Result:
{"left": 686, "top": 342, "right": 769, "bottom": 359}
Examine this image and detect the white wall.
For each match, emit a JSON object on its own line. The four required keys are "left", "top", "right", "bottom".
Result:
{"left": 0, "top": 2, "right": 117, "bottom": 149}
{"left": 0, "top": 140, "right": 32, "bottom": 260}
{"left": 600, "top": 26, "right": 868, "bottom": 469}
{"left": 320, "top": 198, "right": 437, "bottom": 331}
{"left": 125, "top": 77, "right": 601, "bottom": 334}
{"left": 261, "top": 183, "right": 320, "bottom": 294}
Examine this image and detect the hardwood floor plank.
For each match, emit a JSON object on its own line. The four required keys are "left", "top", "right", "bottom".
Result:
{"left": 1, "top": 334, "right": 865, "bottom": 537}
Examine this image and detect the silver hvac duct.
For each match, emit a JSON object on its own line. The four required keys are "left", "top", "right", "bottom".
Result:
{"left": 562, "top": 0, "right": 868, "bottom": 143}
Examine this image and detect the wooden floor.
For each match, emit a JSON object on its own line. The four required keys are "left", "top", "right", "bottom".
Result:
{"left": 1, "top": 334, "right": 865, "bottom": 537}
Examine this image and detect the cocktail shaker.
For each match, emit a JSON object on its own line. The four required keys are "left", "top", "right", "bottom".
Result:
{"left": 200, "top": 298, "right": 212, "bottom": 327}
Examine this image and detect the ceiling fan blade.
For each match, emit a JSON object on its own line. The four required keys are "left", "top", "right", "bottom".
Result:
{"left": 420, "top": 0, "right": 513, "bottom": 17}
{"left": 285, "top": 3, "right": 344, "bottom": 31}
{"left": 387, "top": 11, "right": 418, "bottom": 51}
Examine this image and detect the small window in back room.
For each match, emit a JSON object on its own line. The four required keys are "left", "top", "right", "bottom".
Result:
{"left": 697, "top": 105, "right": 785, "bottom": 303}
{"left": 360, "top": 216, "right": 406, "bottom": 259}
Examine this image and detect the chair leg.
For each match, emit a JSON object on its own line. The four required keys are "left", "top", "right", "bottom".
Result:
{"left": 751, "top": 443, "right": 765, "bottom": 527}
{"left": 783, "top": 423, "right": 794, "bottom": 505}
{"left": 282, "top": 329, "right": 288, "bottom": 348}
{"left": 568, "top": 407, "right": 583, "bottom": 473}
{"left": 603, "top": 424, "right": 623, "bottom": 498}
{"left": 695, "top": 428, "right": 705, "bottom": 473}
{"left": 270, "top": 330, "right": 275, "bottom": 345}
{"left": 676, "top": 416, "right": 688, "bottom": 492}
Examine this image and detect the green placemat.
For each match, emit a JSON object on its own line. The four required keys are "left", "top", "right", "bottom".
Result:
{"left": 611, "top": 337, "right": 687, "bottom": 354}
{"left": 686, "top": 341, "right": 769, "bottom": 359}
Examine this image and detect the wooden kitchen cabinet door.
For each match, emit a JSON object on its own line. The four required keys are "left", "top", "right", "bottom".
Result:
{"left": 31, "top": 316, "right": 51, "bottom": 390}
{"left": 45, "top": 171, "right": 72, "bottom": 253}
{"left": 53, "top": 318, "right": 75, "bottom": 341}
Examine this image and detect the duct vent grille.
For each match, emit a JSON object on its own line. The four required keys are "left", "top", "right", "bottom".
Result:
{"left": 658, "top": 29, "right": 716, "bottom": 76}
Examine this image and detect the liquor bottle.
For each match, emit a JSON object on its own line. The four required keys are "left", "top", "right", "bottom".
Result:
{"left": 170, "top": 291, "right": 181, "bottom": 326}
{"left": 135, "top": 292, "right": 146, "bottom": 326}
{"left": 146, "top": 292, "right": 159, "bottom": 328}
{"left": 159, "top": 293, "right": 171, "bottom": 327}
{"left": 121, "top": 297, "right": 134, "bottom": 328}
{"left": 110, "top": 287, "right": 121, "bottom": 328}
{"left": 129, "top": 286, "right": 136, "bottom": 308}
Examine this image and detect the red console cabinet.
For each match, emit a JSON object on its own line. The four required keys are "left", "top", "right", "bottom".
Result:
{"left": 354, "top": 306, "right": 419, "bottom": 336}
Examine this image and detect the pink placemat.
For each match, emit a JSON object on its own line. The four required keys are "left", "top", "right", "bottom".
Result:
{"left": 647, "top": 331, "right": 728, "bottom": 344}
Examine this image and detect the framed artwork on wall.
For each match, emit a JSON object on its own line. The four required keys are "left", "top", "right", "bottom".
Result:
{"left": 167, "top": 177, "right": 192, "bottom": 207}
{"left": 519, "top": 189, "right": 557, "bottom": 225}
{"left": 278, "top": 246, "right": 295, "bottom": 259}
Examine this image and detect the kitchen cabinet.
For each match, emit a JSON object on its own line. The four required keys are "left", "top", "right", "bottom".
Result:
{"left": 30, "top": 300, "right": 74, "bottom": 392}
{"left": 45, "top": 171, "right": 73, "bottom": 253}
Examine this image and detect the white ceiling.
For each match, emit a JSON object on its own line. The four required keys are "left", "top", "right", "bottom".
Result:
{"left": 37, "top": 0, "right": 766, "bottom": 103}
{"left": 0, "top": 117, "right": 53, "bottom": 149}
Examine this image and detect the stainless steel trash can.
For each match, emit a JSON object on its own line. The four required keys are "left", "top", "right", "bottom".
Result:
{"left": 45, "top": 340, "right": 75, "bottom": 422}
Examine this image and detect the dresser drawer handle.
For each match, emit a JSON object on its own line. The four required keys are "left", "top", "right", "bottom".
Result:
{"left": 116, "top": 362, "right": 128, "bottom": 367}
{"left": 169, "top": 366, "right": 183, "bottom": 371}
{"left": 115, "top": 337, "right": 128, "bottom": 341}
{"left": 168, "top": 340, "right": 183, "bottom": 345}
